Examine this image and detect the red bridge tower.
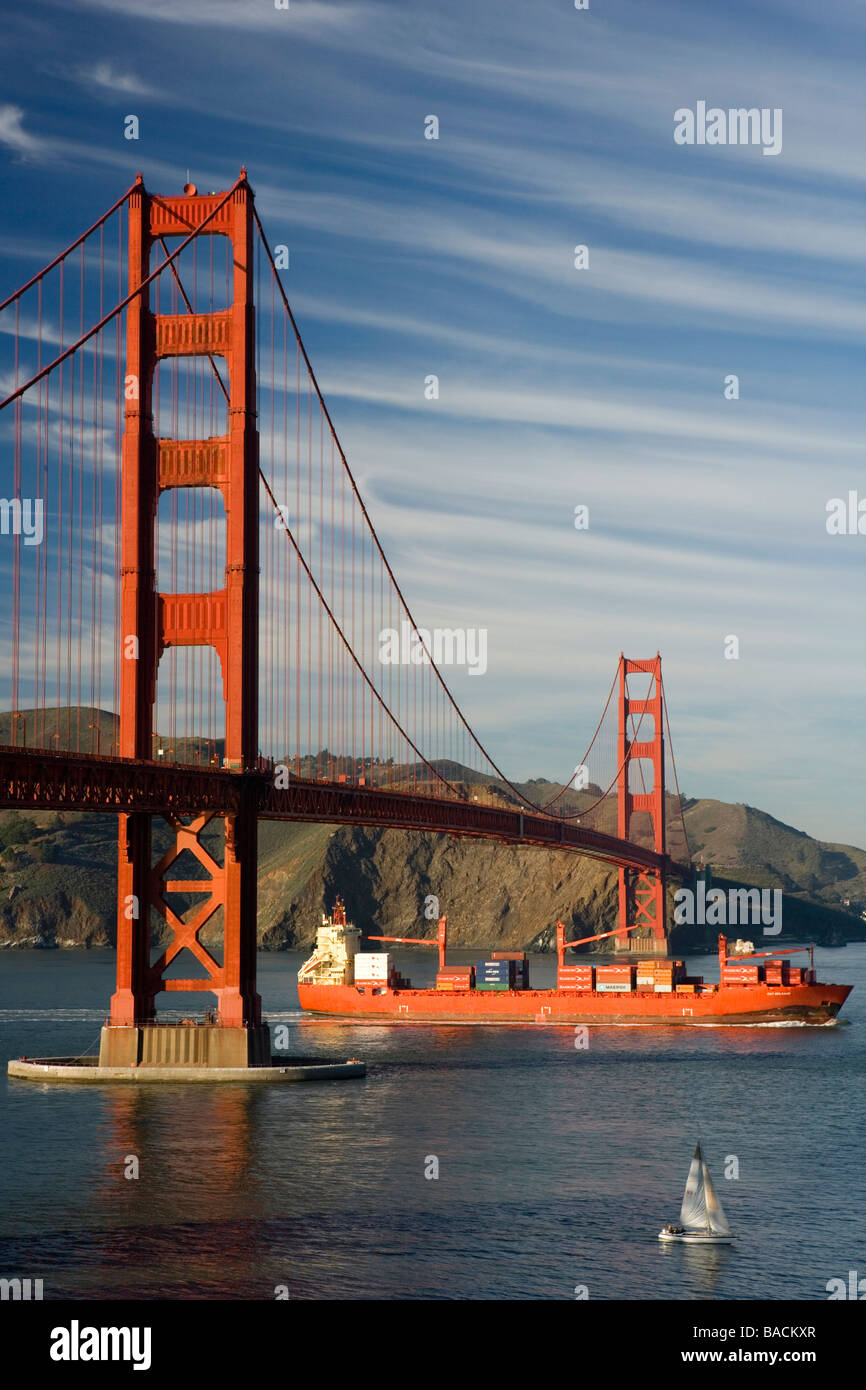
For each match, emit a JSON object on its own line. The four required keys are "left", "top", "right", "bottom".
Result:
{"left": 617, "top": 655, "right": 667, "bottom": 951}
{"left": 103, "top": 174, "right": 267, "bottom": 1067}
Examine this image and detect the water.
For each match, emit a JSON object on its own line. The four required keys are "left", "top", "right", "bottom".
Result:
{"left": 1, "top": 944, "right": 863, "bottom": 1300}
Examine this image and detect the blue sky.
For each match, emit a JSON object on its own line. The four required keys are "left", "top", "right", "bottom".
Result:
{"left": 0, "top": 0, "right": 864, "bottom": 846}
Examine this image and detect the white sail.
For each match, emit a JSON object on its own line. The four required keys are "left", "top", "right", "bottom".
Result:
{"left": 679, "top": 1144, "right": 707, "bottom": 1229}
{"left": 701, "top": 1160, "right": 731, "bottom": 1236}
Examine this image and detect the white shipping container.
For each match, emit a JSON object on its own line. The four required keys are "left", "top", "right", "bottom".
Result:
{"left": 596, "top": 981, "right": 632, "bottom": 992}
{"left": 654, "top": 984, "right": 673, "bottom": 993}
{"left": 353, "top": 952, "right": 390, "bottom": 979}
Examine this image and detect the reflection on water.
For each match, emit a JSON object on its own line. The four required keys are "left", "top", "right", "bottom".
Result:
{"left": 657, "top": 1240, "right": 733, "bottom": 1298}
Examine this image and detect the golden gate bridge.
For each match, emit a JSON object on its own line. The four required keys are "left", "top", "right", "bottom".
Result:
{"left": 0, "top": 170, "right": 690, "bottom": 1050}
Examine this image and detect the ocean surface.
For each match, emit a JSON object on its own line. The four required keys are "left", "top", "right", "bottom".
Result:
{"left": 1, "top": 943, "right": 863, "bottom": 1300}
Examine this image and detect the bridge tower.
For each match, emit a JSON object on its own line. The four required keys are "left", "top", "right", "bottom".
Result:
{"left": 103, "top": 174, "right": 267, "bottom": 1067}
{"left": 616, "top": 655, "right": 667, "bottom": 952}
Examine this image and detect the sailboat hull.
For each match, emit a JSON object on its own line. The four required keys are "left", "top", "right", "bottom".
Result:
{"left": 658, "top": 1229, "right": 734, "bottom": 1244}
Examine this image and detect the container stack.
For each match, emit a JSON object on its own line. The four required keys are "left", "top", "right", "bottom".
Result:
{"left": 721, "top": 962, "right": 762, "bottom": 986}
{"left": 558, "top": 963, "right": 595, "bottom": 992}
{"left": 635, "top": 959, "right": 676, "bottom": 993}
{"left": 475, "top": 959, "right": 513, "bottom": 991}
{"left": 353, "top": 952, "right": 391, "bottom": 987}
{"left": 786, "top": 966, "right": 805, "bottom": 985}
{"left": 595, "top": 964, "right": 635, "bottom": 993}
{"left": 763, "top": 959, "right": 789, "bottom": 985}
{"left": 436, "top": 966, "right": 475, "bottom": 991}
{"left": 491, "top": 951, "right": 530, "bottom": 990}
{"left": 636, "top": 960, "right": 660, "bottom": 989}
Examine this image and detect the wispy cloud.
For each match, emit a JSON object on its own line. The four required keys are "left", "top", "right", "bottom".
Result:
{"left": 79, "top": 62, "right": 156, "bottom": 97}
{"left": 66, "top": 0, "right": 382, "bottom": 33}
{"left": 0, "top": 104, "right": 45, "bottom": 157}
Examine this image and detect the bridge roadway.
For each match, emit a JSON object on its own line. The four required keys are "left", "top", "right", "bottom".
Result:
{"left": 0, "top": 745, "right": 677, "bottom": 875}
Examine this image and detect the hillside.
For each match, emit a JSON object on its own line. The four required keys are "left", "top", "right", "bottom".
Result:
{"left": 682, "top": 799, "right": 866, "bottom": 909}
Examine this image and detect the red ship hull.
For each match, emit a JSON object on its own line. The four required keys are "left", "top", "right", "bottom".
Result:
{"left": 298, "top": 980, "right": 852, "bottom": 1026}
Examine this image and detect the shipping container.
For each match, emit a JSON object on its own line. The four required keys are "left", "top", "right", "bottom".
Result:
{"left": 596, "top": 981, "right": 632, "bottom": 992}
{"left": 654, "top": 984, "right": 673, "bottom": 993}
{"left": 491, "top": 952, "right": 527, "bottom": 961}
{"left": 354, "top": 952, "right": 391, "bottom": 979}
{"left": 476, "top": 981, "right": 511, "bottom": 992}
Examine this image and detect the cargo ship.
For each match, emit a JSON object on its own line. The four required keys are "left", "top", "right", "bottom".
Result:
{"left": 297, "top": 900, "right": 852, "bottom": 1026}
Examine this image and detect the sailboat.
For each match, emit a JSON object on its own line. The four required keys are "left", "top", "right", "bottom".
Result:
{"left": 659, "top": 1144, "right": 735, "bottom": 1244}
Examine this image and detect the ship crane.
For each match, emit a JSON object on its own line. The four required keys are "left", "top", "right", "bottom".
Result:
{"left": 367, "top": 916, "right": 448, "bottom": 971}
{"left": 555, "top": 920, "right": 644, "bottom": 969}
{"left": 719, "top": 934, "right": 815, "bottom": 976}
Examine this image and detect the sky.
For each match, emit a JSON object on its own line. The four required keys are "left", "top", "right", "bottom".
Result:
{"left": 0, "top": 0, "right": 864, "bottom": 846}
